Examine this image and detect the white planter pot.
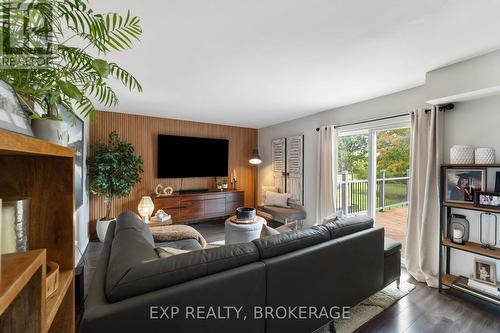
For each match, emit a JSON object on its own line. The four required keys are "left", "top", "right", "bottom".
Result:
{"left": 475, "top": 148, "right": 496, "bottom": 164}
{"left": 31, "top": 118, "right": 69, "bottom": 146}
{"left": 96, "top": 218, "right": 115, "bottom": 242}
{"left": 450, "top": 145, "right": 475, "bottom": 164}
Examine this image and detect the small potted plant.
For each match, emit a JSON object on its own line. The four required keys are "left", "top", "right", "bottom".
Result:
{"left": 87, "top": 131, "right": 144, "bottom": 241}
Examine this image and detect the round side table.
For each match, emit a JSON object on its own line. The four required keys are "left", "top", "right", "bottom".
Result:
{"left": 225, "top": 216, "right": 267, "bottom": 245}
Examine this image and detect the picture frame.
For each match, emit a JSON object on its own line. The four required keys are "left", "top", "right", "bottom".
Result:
{"left": 472, "top": 258, "right": 497, "bottom": 286}
{"left": 495, "top": 171, "right": 500, "bottom": 193}
{"left": 0, "top": 80, "right": 33, "bottom": 136}
{"left": 60, "top": 107, "right": 84, "bottom": 209}
{"left": 474, "top": 191, "right": 500, "bottom": 210}
{"left": 445, "top": 168, "right": 486, "bottom": 204}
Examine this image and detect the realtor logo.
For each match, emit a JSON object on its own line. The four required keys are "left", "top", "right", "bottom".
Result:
{"left": 0, "top": 0, "right": 53, "bottom": 68}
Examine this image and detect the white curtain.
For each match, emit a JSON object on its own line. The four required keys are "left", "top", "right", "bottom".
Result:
{"left": 405, "top": 107, "right": 443, "bottom": 288}
{"left": 316, "top": 126, "right": 336, "bottom": 224}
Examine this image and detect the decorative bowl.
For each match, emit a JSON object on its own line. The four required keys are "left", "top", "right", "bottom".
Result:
{"left": 236, "top": 207, "right": 256, "bottom": 221}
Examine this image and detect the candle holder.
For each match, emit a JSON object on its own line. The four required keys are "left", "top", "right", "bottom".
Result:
{"left": 449, "top": 214, "right": 469, "bottom": 245}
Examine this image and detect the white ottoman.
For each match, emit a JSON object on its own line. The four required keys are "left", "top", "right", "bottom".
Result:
{"left": 225, "top": 216, "right": 267, "bottom": 245}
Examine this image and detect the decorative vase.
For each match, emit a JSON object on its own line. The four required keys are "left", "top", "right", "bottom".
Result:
{"left": 450, "top": 145, "right": 475, "bottom": 164}
{"left": 31, "top": 118, "right": 69, "bottom": 146}
{"left": 96, "top": 218, "right": 115, "bottom": 242}
{"left": 475, "top": 148, "right": 496, "bottom": 164}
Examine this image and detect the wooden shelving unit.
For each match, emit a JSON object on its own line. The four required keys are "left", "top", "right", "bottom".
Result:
{"left": 0, "top": 129, "right": 75, "bottom": 332}
{"left": 439, "top": 164, "right": 500, "bottom": 310}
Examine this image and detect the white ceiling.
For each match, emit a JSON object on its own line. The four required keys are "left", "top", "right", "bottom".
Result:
{"left": 89, "top": 0, "right": 500, "bottom": 128}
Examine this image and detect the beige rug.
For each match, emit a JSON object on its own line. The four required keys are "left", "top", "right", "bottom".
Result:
{"left": 315, "top": 281, "right": 415, "bottom": 333}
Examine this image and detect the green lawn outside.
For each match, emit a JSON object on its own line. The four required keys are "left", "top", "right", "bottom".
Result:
{"left": 337, "top": 182, "right": 408, "bottom": 213}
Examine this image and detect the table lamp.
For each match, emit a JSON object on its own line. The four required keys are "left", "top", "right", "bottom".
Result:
{"left": 138, "top": 196, "right": 154, "bottom": 223}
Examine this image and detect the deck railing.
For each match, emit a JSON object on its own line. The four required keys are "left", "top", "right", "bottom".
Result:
{"left": 336, "top": 171, "right": 409, "bottom": 215}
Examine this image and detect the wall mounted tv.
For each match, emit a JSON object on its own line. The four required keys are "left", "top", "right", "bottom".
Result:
{"left": 157, "top": 135, "right": 229, "bottom": 178}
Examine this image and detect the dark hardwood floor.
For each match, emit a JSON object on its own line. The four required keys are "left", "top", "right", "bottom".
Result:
{"left": 81, "top": 220, "right": 500, "bottom": 332}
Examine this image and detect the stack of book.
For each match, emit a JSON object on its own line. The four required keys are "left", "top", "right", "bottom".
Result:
{"left": 467, "top": 279, "right": 500, "bottom": 297}
{"left": 151, "top": 213, "right": 171, "bottom": 223}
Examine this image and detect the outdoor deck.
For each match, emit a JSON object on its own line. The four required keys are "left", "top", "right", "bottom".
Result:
{"left": 375, "top": 206, "right": 408, "bottom": 256}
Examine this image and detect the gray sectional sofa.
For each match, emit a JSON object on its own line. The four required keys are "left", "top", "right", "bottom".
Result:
{"left": 81, "top": 212, "right": 401, "bottom": 333}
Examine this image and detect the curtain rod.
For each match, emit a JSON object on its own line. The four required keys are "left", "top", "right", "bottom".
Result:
{"left": 315, "top": 103, "right": 454, "bottom": 131}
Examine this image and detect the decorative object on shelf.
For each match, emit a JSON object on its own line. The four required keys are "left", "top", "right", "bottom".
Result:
{"left": 467, "top": 278, "right": 500, "bottom": 297}
{"left": 88, "top": 131, "right": 144, "bottom": 240}
{"left": 217, "top": 182, "right": 223, "bottom": 191}
{"left": 222, "top": 179, "right": 229, "bottom": 190}
{"left": 475, "top": 148, "right": 496, "bottom": 165}
{"left": 450, "top": 145, "right": 475, "bottom": 164}
{"left": 449, "top": 214, "right": 469, "bottom": 244}
{"left": 138, "top": 196, "right": 155, "bottom": 223}
{"left": 154, "top": 184, "right": 174, "bottom": 197}
{"left": 249, "top": 148, "right": 262, "bottom": 165}
{"left": 1, "top": 198, "right": 30, "bottom": 254}
{"left": 232, "top": 169, "right": 238, "bottom": 190}
{"left": 479, "top": 212, "right": 498, "bottom": 249}
{"left": 472, "top": 258, "right": 497, "bottom": 287}
{"left": 0, "top": 80, "right": 33, "bottom": 136}
{"left": 236, "top": 207, "right": 256, "bottom": 221}
{"left": 31, "top": 116, "right": 69, "bottom": 146}
{"left": 61, "top": 107, "right": 84, "bottom": 208}
{"left": 46, "top": 261, "right": 60, "bottom": 298}
{"left": 495, "top": 172, "right": 500, "bottom": 192}
{"left": 445, "top": 168, "right": 486, "bottom": 204}
{"left": 151, "top": 209, "right": 171, "bottom": 223}
{"left": 474, "top": 192, "right": 500, "bottom": 210}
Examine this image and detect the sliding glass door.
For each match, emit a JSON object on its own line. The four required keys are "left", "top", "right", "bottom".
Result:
{"left": 336, "top": 118, "right": 410, "bottom": 256}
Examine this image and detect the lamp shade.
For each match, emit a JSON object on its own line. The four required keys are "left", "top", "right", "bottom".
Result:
{"left": 137, "top": 196, "right": 155, "bottom": 222}
{"left": 249, "top": 149, "right": 262, "bottom": 165}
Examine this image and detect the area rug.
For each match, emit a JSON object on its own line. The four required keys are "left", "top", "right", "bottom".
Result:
{"left": 315, "top": 281, "right": 415, "bottom": 333}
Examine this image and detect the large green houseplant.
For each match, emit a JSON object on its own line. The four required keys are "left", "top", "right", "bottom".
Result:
{"left": 0, "top": 0, "right": 142, "bottom": 144}
{"left": 87, "top": 131, "right": 144, "bottom": 241}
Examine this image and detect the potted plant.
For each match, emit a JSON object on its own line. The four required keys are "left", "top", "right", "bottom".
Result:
{"left": 87, "top": 131, "right": 144, "bottom": 241}
{"left": 0, "top": 0, "right": 142, "bottom": 144}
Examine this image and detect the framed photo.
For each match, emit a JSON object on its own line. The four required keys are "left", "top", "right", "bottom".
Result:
{"left": 0, "top": 80, "right": 33, "bottom": 136}
{"left": 445, "top": 168, "right": 486, "bottom": 204}
{"left": 472, "top": 259, "right": 497, "bottom": 286}
{"left": 60, "top": 107, "right": 84, "bottom": 209}
{"left": 474, "top": 192, "right": 500, "bottom": 209}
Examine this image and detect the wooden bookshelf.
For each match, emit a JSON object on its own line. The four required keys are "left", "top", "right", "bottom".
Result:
{"left": 443, "top": 202, "right": 500, "bottom": 214}
{"left": 442, "top": 274, "right": 500, "bottom": 306}
{"left": 443, "top": 163, "right": 500, "bottom": 168}
{"left": 0, "top": 129, "right": 75, "bottom": 333}
{"left": 442, "top": 239, "right": 499, "bottom": 260}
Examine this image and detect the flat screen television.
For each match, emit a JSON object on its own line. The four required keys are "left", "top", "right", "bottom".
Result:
{"left": 157, "top": 135, "right": 229, "bottom": 178}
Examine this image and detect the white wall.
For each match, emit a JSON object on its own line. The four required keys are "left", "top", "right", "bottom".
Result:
{"left": 258, "top": 86, "right": 426, "bottom": 227}
{"left": 74, "top": 117, "right": 90, "bottom": 265}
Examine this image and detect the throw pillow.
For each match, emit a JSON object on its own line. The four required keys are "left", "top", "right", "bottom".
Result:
{"left": 264, "top": 191, "right": 290, "bottom": 208}
{"left": 155, "top": 246, "right": 192, "bottom": 258}
{"left": 260, "top": 222, "right": 297, "bottom": 238}
{"left": 261, "top": 185, "right": 278, "bottom": 205}
{"left": 322, "top": 211, "right": 342, "bottom": 224}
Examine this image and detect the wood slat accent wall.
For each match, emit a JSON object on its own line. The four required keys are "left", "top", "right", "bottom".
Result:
{"left": 89, "top": 111, "right": 258, "bottom": 234}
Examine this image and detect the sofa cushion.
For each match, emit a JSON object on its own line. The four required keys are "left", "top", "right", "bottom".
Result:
{"left": 155, "top": 238, "right": 204, "bottom": 250}
{"left": 114, "top": 211, "right": 155, "bottom": 247}
{"left": 105, "top": 242, "right": 260, "bottom": 302}
{"left": 252, "top": 227, "right": 330, "bottom": 259}
{"left": 105, "top": 228, "right": 158, "bottom": 300}
{"left": 323, "top": 216, "right": 374, "bottom": 240}
{"left": 384, "top": 237, "right": 402, "bottom": 257}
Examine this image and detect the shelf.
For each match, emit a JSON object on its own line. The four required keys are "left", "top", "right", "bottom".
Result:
{"left": 442, "top": 273, "right": 457, "bottom": 287}
{"left": 443, "top": 202, "right": 500, "bottom": 213}
{"left": 442, "top": 239, "right": 500, "bottom": 260}
{"left": 443, "top": 164, "right": 500, "bottom": 168}
{"left": 0, "top": 129, "right": 74, "bottom": 158}
{"left": 0, "top": 250, "right": 46, "bottom": 315}
{"left": 45, "top": 269, "right": 73, "bottom": 332}
{"left": 449, "top": 275, "right": 500, "bottom": 306}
